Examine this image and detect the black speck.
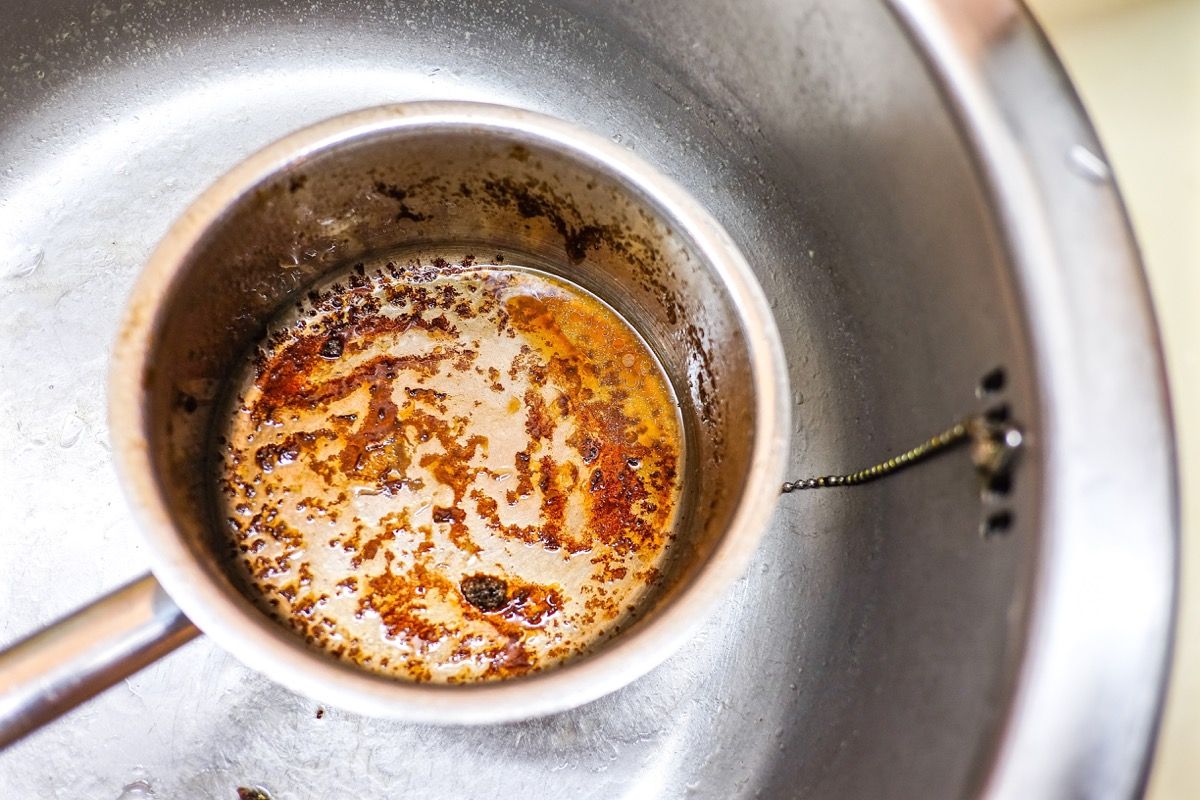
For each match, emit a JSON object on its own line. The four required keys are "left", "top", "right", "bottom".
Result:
{"left": 319, "top": 336, "right": 344, "bottom": 359}
{"left": 984, "top": 403, "right": 1010, "bottom": 424}
{"left": 374, "top": 180, "right": 407, "bottom": 201}
{"left": 461, "top": 574, "right": 508, "bottom": 612}
{"left": 986, "top": 472, "right": 1013, "bottom": 496}
{"left": 563, "top": 225, "right": 604, "bottom": 263}
{"left": 374, "top": 180, "right": 427, "bottom": 222}
{"left": 983, "top": 510, "right": 1013, "bottom": 538}
{"left": 979, "top": 366, "right": 1006, "bottom": 394}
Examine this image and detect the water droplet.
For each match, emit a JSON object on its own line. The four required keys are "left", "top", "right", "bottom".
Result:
{"left": 1067, "top": 144, "right": 1110, "bottom": 182}
{"left": 6, "top": 244, "right": 43, "bottom": 278}
{"left": 116, "top": 780, "right": 154, "bottom": 799}
{"left": 279, "top": 238, "right": 337, "bottom": 270}
{"left": 610, "top": 133, "right": 623, "bottom": 143}
{"left": 59, "top": 415, "right": 84, "bottom": 448}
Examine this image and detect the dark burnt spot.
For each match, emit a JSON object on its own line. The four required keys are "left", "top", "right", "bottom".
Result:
{"left": 461, "top": 573, "right": 508, "bottom": 612}
{"left": 563, "top": 225, "right": 604, "bottom": 262}
{"left": 482, "top": 177, "right": 608, "bottom": 264}
{"left": 374, "top": 181, "right": 407, "bottom": 201}
{"left": 287, "top": 174, "right": 307, "bottom": 193}
{"left": 373, "top": 180, "right": 428, "bottom": 222}
{"left": 319, "top": 335, "right": 344, "bottom": 359}
{"left": 254, "top": 442, "right": 300, "bottom": 473}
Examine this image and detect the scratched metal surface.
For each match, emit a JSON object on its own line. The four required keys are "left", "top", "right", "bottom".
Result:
{"left": 0, "top": 0, "right": 1106, "bottom": 797}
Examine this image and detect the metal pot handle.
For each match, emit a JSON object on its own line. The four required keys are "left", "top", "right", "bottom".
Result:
{"left": 0, "top": 574, "right": 198, "bottom": 749}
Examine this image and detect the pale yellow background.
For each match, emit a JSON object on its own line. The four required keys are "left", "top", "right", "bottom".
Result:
{"left": 1025, "top": 1, "right": 1200, "bottom": 797}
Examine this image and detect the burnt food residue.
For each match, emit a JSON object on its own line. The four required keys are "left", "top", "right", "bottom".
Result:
{"left": 216, "top": 256, "right": 683, "bottom": 683}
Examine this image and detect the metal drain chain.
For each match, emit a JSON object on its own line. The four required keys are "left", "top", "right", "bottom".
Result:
{"left": 781, "top": 414, "right": 1023, "bottom": 493}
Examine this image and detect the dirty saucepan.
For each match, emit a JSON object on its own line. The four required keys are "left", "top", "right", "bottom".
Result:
{"left": 0, "top": 102, "right": 790, "bottom": 745}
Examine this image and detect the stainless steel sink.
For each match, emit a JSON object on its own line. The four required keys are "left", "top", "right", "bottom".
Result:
{"left": 0, "top": 0, "right": 1175, "bottom": 797}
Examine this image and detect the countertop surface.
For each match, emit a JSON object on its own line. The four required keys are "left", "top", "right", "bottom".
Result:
{"left": 1027, "top": 1, "right": 1199, "bottom": 797}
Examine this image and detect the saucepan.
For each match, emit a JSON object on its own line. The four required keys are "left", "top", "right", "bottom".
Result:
{"left": 0, "top": 102, "right": 789, "bottom": 744}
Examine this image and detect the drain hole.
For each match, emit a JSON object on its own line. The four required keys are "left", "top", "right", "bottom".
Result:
{"left": 986, "top": 472, "right": 1013, "bottom": 496}
{"left": 979, "top": 367, "right": 1007, "bottom": 395}
{"left": 984, "top": 403, "right": 1010, "bottom": 424}
{"left": 983, "top": 510, "right": 1013, "bottom": 537}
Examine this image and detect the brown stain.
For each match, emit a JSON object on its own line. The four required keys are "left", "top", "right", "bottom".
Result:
{"left": 373, "top": 180, "right": 429, "bottom": 222}
{"left": 358, "top": 557, "right": 564, "bottom": 680}
{"left": 217, "top": 259, "right": 682, "bottom": 684}
{"left": 504, "top": 287, "right": 680, "bottom": 555}
{"left": 523, "top": 389, "right": 556, "bottom": 443}
{"left": 481, "top": 178, "right": 606, "bottom": 263}
{"left": 361, "top": 557, "right": 446, "bottom": 647}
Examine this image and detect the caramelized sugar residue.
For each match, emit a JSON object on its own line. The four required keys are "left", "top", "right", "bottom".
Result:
{"left": 216, "top": 257, "right": 683, "bottom": 682}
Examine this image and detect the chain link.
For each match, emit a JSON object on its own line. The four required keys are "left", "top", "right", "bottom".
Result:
{"left": 781, "top": 415, "right": 1020, "bottom": 493}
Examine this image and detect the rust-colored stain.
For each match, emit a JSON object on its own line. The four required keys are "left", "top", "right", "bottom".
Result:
{"left": 217, "top": 256, "right": 683, "bottom": 682}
